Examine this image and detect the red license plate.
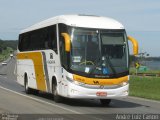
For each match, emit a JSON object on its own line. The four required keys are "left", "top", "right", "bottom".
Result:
{"left": 96, "top": 92, "right": 107, "bottom": 96}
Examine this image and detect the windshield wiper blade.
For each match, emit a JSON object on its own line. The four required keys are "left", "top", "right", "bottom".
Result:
{"left": 105, "top": 55, "right": 117, "bottom": 76}
{"left": 88, "top": 57, "right": 102, "bottom": 76}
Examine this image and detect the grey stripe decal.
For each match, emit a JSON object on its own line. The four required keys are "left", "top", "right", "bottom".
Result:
{"left": 42, "top": 52, "right": 50, "bottom": 92}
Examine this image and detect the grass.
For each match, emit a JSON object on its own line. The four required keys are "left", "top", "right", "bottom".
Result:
{"left": 130, "top": 67, "right": 160, "bottom": 74}
{"left": 129, "top": 76, "right": 160, "bottom": 101}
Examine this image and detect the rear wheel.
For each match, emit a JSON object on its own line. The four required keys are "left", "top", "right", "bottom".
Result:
{"left": 100, "top": 99, "right": 111, "bottom": 106}
{"left": 24, "top": 74, "right": 32, "bottom": 94}
{"left": 32, "top": 89, "right": 39, "bottom": 95}
{"left": 52, "top": 81, "right": 62, "bottom": 103}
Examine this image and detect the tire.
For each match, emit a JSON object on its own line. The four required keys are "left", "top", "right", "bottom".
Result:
{"left": 100, "top": 99, "right": 111, "bottom": 106}
{"left": 52, "top": 82, "right": 62, "bottom": 103}
{"left": 32, "top": 89, "right": 39, "bottom": 95}
{"left": 24, "top": 74, "right": 32, "bottom": 94}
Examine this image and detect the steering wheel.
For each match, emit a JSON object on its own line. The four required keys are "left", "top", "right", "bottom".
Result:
{"left": 79, "top": 61, "right": 94, "bottom": 65}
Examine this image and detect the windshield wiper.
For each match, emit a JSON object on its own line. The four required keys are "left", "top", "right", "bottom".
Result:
{"left": 88, "top": 57, "right": 102, "bottom": 76}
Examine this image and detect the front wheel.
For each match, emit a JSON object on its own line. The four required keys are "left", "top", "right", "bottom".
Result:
{"left": 52, "top": 82, "right": 62, "bottom": 103}
{"left": 100, "top": 99, "right": 111, "bottom": 106}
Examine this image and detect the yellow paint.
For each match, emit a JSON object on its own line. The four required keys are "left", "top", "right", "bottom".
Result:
{"left": 17, "top": 52, "right": 47, "bottom": 91}
{"left": 61, "top": 33, "right": 71, "bottom": 52}
{"left": 128, "top": 36, "right": 139, "bottom": 55}
{"left": 73, "top": 74, "right": 128, "bottom": 85}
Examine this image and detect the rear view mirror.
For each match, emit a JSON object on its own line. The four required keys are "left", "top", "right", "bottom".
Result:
{"left": 61, "top": 33, "right": 71, "bottom": 52}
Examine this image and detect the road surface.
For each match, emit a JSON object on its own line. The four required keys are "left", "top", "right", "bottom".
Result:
{"left": 0, "top": 57, "right": 160, "bottom": 120}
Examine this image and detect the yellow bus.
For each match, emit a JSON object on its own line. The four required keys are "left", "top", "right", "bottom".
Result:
{"left": 17, "top": 15, "right": 138, "bottom": 105}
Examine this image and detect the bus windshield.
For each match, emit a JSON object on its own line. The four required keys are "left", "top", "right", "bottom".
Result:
{"left": 70, "top": 28, "right": 129, "bottom": 78}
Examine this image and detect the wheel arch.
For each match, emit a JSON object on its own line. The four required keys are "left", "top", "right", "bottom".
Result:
{"left": 51, "top": 76, "right": 58, "bottom": 92}
{"left": 24, "top": 72, "right": 29, "bottom": 86}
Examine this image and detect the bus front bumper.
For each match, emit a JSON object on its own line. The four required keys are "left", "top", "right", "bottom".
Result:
{"left": 67, "top": 83, "right": 129, "bottom": 99}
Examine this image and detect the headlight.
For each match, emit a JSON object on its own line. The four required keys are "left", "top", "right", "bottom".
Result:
{"left": 74, "top": 81, "right": 85, "bottom": 86}
{"left": 66, "top": 76, "right": 85, "bottom": 86}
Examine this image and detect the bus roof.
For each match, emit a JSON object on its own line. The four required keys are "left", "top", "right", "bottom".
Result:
{"left": 21, "top": 14, "right": 124, "bottom": 33}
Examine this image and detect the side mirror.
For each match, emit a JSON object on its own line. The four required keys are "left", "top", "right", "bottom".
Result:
{"left": 128, "top": 36, "right": 139, "bottom": 56}
{"left": 61, "top": 33, "right": 71, "bottom": 52}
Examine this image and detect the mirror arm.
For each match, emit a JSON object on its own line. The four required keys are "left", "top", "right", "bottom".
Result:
{"left": 128, "top": 36, "right": 139, "bottom": 55}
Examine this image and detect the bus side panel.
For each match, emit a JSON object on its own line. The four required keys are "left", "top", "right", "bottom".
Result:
{"left": 17, "top": 52, "right": 47, "bottom": 92}
{"left": 17, "top": 59, "right": 25, "bottom": 86}
{"left": 42, "top": 50, "right": 62, "bottom": 93}
{"left": 17, "top": 59, "right": 37, "bottom": 89}
{"left": 60, "top": 68, "right": 70, "bottom": 97}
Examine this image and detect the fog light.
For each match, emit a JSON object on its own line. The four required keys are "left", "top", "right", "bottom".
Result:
{"left": 121, "top": 81, "right": 128, "bottom": 86}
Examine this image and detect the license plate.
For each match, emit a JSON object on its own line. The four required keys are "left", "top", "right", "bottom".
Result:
{"left": 96, "top": 92, "right": 107, "bottom": 96}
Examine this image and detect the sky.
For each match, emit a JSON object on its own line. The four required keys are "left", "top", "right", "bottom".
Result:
{"left": 0, "top": 0, "right": 160, "bottom": 56}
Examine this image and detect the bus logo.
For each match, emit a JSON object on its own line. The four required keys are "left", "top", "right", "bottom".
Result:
{"left": 50, "top": 53, "right": 53, "bottom": 59}
{"left": 93, "top": 80, "right": 99, "bottom": 84}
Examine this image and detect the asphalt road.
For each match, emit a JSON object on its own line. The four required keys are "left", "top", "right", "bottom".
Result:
{"left": 0, "top": 58, "right": 160, "bottom": 120}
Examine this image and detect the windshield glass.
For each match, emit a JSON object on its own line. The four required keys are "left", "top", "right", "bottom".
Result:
{"left": 70, "top": 28, "right": 128, "bottom": 78}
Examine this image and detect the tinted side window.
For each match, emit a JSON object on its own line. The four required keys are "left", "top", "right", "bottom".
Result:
{"left": 18, "top": 25, "right": 57, "bottom": 52}
{"left": 18, "top": 34, "right": 23, "bottom": 51}
{"left": 18, "top": 32, "right": 30, "bottom": 51}
{"left": 47, "top": 25, "right": 57, "bottom": 53}
{"left": 29, "top": 29, "right": 46, "bottom": 50}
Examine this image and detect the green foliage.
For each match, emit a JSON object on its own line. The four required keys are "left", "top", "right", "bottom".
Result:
{"left": 0, "top": 47, "right": 13, "bottom": 61}
{"left": 0, "top": 40, "right": 18, "bottom": 50}
{"left": 0, "top": 39, "right": 17, "bottom": 61}
{"left": 130, "top": 67, "right": 160, "bottom": 74}
{"left": 129, "top": 76, "right": 160, "bottom": 101}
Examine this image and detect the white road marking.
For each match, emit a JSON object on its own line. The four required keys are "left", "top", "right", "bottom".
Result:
{"left": 0, "top": 85, "right": 103, "bottom": 120}
{"left": 0, "top": 85, "right": 80, "bottom": 114}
